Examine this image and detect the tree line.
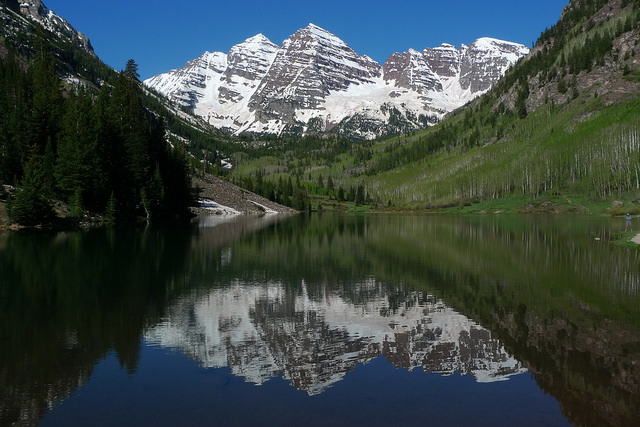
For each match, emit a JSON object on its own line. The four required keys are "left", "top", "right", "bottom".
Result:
{"left": 0, "top": 45, "right": 193, "bottom": 225}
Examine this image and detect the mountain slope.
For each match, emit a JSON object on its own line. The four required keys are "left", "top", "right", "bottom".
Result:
{"left": 224, "top": 0, "right": 640, "bottom": 212}
{"left": 0, "top": 0, "right": 254, "bottom": 224}
{"left": 361, "top": 0, "right": 640, "bottom": 208}
{"left": 0, "top": 0, "right": 239, "bottom": 162}
{"left": 0, "top": 0, "right": 92, "bottom": 54}
{"left": 145, "top": 24, "right": 528, "bottom": 139}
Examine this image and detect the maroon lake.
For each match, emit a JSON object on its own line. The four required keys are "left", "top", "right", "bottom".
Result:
{"left": 1, "top": 213, "right": 639, "bottom": 426}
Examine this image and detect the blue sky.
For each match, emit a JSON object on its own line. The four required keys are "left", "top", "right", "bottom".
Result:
{"left": 44, "top": 0, "right": 569, "bottom": 80}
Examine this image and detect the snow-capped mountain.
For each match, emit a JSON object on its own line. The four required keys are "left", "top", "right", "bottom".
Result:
{"left": 145, "top": 279, "right": 526, "bottom": 395}
{"left": 145, "top": 24, "right": 529, "bottom": 139}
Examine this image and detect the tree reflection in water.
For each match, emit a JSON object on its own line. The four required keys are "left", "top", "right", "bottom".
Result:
{"left": 1, "top": 213, "right": 640, "bottom": 426}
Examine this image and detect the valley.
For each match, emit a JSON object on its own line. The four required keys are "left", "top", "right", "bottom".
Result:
{"left": 4, "top": 2, "right": 640, "bottom": 426}
{"left": 3, "top": 0, "right": 640, "bottom": 220}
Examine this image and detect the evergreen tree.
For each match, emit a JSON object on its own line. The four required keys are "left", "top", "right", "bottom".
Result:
{"left": 355, "top": 185, "right": 366, "bottom": 206}
{"left": 109, "top": 60, "right": 150, "bottom": 216}
{"left": 42, "top": 139, "right": 56, "bottom": 197}
{"left": 94, "top": 85, "right": 118, "bottom": 209}
{"left": 27, "top": 30, "right": 63, "bottom": 154}
{"left": 69, "top": 189, "right": 83, "bottom": 219}
{"left": 55, "top": 90, "right": 102, "bottom": 210}
{"left": 8, "top": 145, "right": 53, "bottom": 225}
{"left": 0, "top": 49, "right": 31, "bottom": 184}
{"left": 1, "top": 47, "right": 193, "bottom": 224}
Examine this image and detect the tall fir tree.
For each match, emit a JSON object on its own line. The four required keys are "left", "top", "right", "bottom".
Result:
{"left": 108, "top": 60, "right": 150, "bottom": 216}
{"left": 8, "top": 145, "right": 53, "bottom": 225}
{"left": 27, "top": 29, "right": 63, "bottom": 155}
{"left": 0, "top": 49, "right": 31, "bottom": 184}
{"left": 55, "top": 90, "right": 103, "bottom": 211}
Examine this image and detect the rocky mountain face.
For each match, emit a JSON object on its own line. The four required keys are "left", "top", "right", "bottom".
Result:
{"left": 145, "top": 24, "right": 529, "bottom": 139}
{"left": 0, "top": 0, "right": 93, "bottom": 54}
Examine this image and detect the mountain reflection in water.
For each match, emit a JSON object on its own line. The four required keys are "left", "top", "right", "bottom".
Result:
{"left": 3, "top": 213, "right": 640, "bottom": 426}
{"left": 145, "top": 280, "right": 525, "bottom": 395}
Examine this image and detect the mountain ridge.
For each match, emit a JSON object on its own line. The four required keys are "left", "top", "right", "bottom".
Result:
{"left": 1, "top": 0, "right": 93, "bottom": 54}
{"left": 145, "top": 24, "right": 529, "bottom": 140}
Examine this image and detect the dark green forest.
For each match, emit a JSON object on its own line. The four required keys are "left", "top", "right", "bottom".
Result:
{"left": 0, "top": 44, "right": 193, "bottom": 225}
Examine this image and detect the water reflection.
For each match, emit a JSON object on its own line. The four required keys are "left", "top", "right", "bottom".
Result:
{"left": 2, "top": 213, "right": 640, "bottom": 426}
{"left": 146, "top": 280, "right": 525, "bottom": 395}
{"left": 0, "top": 215, "right": 284, "bottom": 427}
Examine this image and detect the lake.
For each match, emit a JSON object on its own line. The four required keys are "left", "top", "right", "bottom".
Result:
{"left": 1, "top": 213, "right": 639, "bottom": 426}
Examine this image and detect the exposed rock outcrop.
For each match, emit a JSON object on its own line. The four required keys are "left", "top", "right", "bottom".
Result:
{"left": 194, "top": 174, "right": 296, "bottom": 215}
{"left": 145, "top": 24, "right": 529, "bottom": 140}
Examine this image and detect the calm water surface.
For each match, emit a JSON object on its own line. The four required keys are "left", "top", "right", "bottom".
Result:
{"left": 1, "top": 213, "right": 640, "bottom": 426}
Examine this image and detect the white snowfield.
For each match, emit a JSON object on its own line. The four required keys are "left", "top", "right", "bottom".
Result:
{"left": 145, "top": 24, "right": 529, "bottom": 139}
{"left": 197, "top": 198, "right": 241, "bottom": 216}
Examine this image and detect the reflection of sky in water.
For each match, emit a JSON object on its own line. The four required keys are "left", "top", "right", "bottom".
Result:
{"left": 145, "top": 279, "right": 527, "bottom": 395}
{"left": 41, "top": 346, "right": 568, "bottom": 427}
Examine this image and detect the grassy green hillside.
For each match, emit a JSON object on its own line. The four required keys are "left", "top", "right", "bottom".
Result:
{"left": 226, "top": 0, "right": 640, "bottom": 213}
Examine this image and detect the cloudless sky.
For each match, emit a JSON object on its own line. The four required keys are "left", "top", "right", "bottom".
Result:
{"left": 44, "top": 0, "right": 569, "bottom": 80}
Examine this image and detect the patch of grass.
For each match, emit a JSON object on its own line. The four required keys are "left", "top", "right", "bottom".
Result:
{"left": 612, "top": 230, "right": 640, "bottom": 248}
{"left": 624, "top": 70, "right": 640, "bottom": 82}
{"left": 609, "top": 206, "right": 640, "bottom": 216}
{"left": 453, "top": 196, "right": 530, "bottom": 213}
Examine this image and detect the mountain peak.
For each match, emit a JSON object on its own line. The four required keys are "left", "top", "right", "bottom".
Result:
{"left": 293, "top": 23, "right": 348, "bottom": 47}
{"left": 145, "top": 23, "right": 528, "bottom": 139}
{"left": 305, "top": 22, "right": 326, "bottom": 32}
{"left": 244, "top": 33, "right": 275, "bottom": 46}
{"left": 14, "top": 0, "right": 94, "bottom": 54}
{"left": 473, "top": 36, "right": 521, "bottom": 46}
{"left": 470, "top": 37, "right": 529, "bottom": 54}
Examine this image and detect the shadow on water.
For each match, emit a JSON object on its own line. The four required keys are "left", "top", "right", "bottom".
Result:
{"left": 1, "top": 213, "right": 640, "bottom": 425}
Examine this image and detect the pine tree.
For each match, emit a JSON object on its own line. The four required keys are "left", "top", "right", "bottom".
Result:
{"left": 94, "top": 85, "right": 118, "bottom": 210}
{"left": 8, "top": 145, "right": 53, "bottom": 225}
{"left": 355, "top": 185, "right": 365, "bottom": 206}
{"left": 109, "top": 60, "right": 150, "bottom": 216}
{"left": 27, "top": 29, "right": 63, "bottom": 154}
{"left": 42, "top": 138, "right": 55, "bottom": 197}
{"left": 69, "top": 189, "right": 83, "bottom": 219}
{"left": 0, "top": 49, "right": 31, "bottom": 184}
{"left": 55, "top": 90, "right": 103, "bottom": 210}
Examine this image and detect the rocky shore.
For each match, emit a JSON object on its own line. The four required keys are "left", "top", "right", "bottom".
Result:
{"left": 192, "top": 174, "right": 297, "bottom": 216}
